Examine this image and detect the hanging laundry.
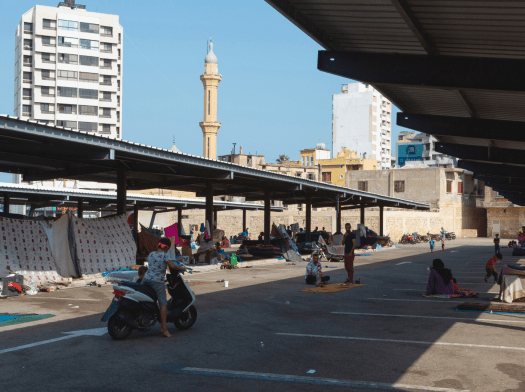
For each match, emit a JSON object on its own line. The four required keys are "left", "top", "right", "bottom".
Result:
{"left": 164, "top": 223, "right": 179, "bottom": 245}
{"left": 200, "top": 223, "right": 205, "bottom": 233}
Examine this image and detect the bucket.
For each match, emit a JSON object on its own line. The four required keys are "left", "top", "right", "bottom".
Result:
{"left": 224, "top": 281, "right": 229, "bottom": 288}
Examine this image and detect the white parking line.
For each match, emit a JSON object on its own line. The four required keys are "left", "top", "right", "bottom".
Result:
{"left": 368, "top": 298, "right": 454, "bottom": 303}
{"left": 28, "top": 298, "right": 102, "bottom": 301}
{"left": 155, "top": 365, "right": 470, "bottom": 392}
{"left": 393, "top": 289, "right": 499, "bottom": 293}
{"left": 276, "top": 333, "right": 525, "bottom": 352}
{"left": 331, "top": 312, "right": 525, "bottom": 323}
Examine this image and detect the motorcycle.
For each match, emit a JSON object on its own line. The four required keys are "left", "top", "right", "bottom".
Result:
{"left": 101, "top": 266, "right": 197, "bottom": 340}
{"left": 446, "top": 232, "right": 456, "bottom": 240}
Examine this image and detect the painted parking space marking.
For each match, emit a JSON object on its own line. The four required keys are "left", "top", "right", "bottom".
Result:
{"left": 368, "top": 298, "right": 455, "bottom": 303}
{"left": 331, "top": 312, "right": 525, "bottom": 323}
{"left": 26, "top": 298, "right": 102, "bottom": 301}
{"left": 0, "top": 313, "right": 54, "bottom": 327}
{"left": 393, "top": 289, "right": 499, "bottom": 293}
{"left": 276, "top": 333, "right": 525, "bottom": 352}
{"left": 154, "top": 364, "right": 469, "bottom": 391}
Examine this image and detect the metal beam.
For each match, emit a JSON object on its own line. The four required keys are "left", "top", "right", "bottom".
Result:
{"left": 264, "top": 190, "right": 271, "bottom": 245}
{"left": 116, "top": 170, "right": 127, "bottom": 215}
{"left": 318, "top": 51, "right": 525, "bottom": 92}
{"left": 474, "top": 175, "right": 523, "bottom": 186}
{"left": 23, "top": 166, "right": 116, "bottom": 182}
{"left": 389, "top": 0, "right": 434, "bottom": 55}
{"left": 0, "top": 140, "right": 114, "bottom": 161}
{"left": 435, "top": 143, "right": 524, "bottom": 166}
{"left": 128, "top": 172, "right": 234, "bottom": 191}
{"left": 455, "top": 90, "right": 477, "bottom": 118}
{"left": 397, "top": 113, "right": 525, "bottom": 142}
{"left": 459, "top": 161, "right": 525, "bottom": 179}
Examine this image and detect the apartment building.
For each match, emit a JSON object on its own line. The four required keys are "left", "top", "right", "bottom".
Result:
{"left": 332, "top": 83, "right": 392, "bottom": 170}
{"left": 396, "top": 131, "right": 457, "bottom": 168}
{"left": 14, "top": 1, "right": 123, "bottom": 138}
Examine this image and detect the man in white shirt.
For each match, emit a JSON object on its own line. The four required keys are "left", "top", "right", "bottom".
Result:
{"left": 305, "top": 252, "right": 330, "bottom": 286}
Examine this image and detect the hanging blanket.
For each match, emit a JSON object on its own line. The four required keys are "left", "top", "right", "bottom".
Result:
{"left": 0, "top": 217, "right": 68, "bottom": 283}
{"left": 71, "top": 214, "right": 137, "bottom": 275}
{"left": 138, "top": 230, "right": 161, "bottom": 254}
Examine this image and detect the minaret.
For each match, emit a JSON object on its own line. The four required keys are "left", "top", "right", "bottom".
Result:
{"left": 199, "top": 39, "right": 222, "bottom": 159}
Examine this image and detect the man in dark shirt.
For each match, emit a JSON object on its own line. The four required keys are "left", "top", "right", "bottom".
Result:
{"left": 342, "top": 223, "right": 357, "bottom": 284}
{"left": 494, "top": 234, "right": 500, "bottom": 256}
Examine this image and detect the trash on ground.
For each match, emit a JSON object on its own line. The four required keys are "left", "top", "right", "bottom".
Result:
{"left": 285, "top": 301, "right": 290, "bottom": 305}
{"left": 307, "top": 370, "right": 316, "bottom": 374}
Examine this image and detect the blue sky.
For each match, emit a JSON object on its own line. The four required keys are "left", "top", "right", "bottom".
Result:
{"left": 0, "top": 0, "right": 404, "bottom": 183}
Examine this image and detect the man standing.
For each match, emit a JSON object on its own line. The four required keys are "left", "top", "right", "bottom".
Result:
{"left": 342, "top": 223, "right": 357, "bottom": 284}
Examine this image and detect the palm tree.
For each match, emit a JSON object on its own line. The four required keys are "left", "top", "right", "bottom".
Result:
{"left": 276, "top": 154, "right": 290, "bottom": 164}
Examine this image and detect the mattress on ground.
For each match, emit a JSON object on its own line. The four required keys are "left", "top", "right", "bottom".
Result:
{"left": 71, "top": 214, "right": 137, "bottom": 275}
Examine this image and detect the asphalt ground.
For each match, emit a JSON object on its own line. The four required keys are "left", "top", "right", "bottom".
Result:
{"left": 1, "top": 238, "right": 525, "bottom": 392}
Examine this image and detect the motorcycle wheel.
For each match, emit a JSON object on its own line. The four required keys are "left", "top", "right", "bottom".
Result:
{"left": 174, "top": 305, "right": 197, "bottom": 330}
{"left": 108, "top": 310, "right": 133, "bottom": 340}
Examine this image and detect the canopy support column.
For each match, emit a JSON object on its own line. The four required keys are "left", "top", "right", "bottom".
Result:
{"left": 77, "top": 198, "right": 84, "bottom": 218}
{"left": 242, "top": 209, "right": 247, "bottom": 233}
{"left": 3, "top": 193, "right": 10, "bottom": 214}
{"left": 149, "top": 211, "right": 157, "bottom": 230}
{"left": 116, "top": 169, "right": 127, "bottom": 216}
{"left": 264, "top": 190, "right": 271, "bottom": 245}
{"left": 205, "top": 180, "right": 214, "bottom": 238}
{"left": 29, "top": 204, "right": 35, "bottom": 218}
{"left": 214, "top": 208, "right": 218, "bottom": 228}
{"left": 360, "top": 203, "right": 365, "bottom": 225}
{"left": 305, "top": 194, "right": 312, "bottom": 243}
{"left": 336, "top": 194, "right": 341, "bottom": 233}
{"left": 379, "top": 205, "right": 384, "bottom": 236}
{"left": 133, "top": 203, "right": 139, "bottom": 244}
{"left": 178, "top": 208, "right": 183, "bottom": 236}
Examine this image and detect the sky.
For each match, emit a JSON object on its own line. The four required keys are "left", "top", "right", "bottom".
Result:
{"left": 0, "top": 0, "right": 405, "bottom": 183}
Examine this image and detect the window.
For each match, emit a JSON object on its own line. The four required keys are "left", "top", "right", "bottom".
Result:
{"left": 22, "top": 105, "right": 32, "bottom": 115}
{"left": 307, "top": 173, "right": 316, "bottom": 180}
{"left": 79, "top": 105, "right": 98, "bottom": 115}
{"left": 58, "top": 53, "right": 78, "bottom": 64}
{"left": 58, "top": 104, "right": 76, "bottom": 114}
{"left": 58, "top": 87, "right": 77, "bottom": 98}
{"left": 208, "top": 90, "right": 210, "bottom": 115}
{"left": 24, "top": 22, "right": 33, "bottom": 33}
{"left": 57, "top": 120, "right": 77, "bottom": 129}
{"left": 79, "top": 72, "right": 98, "bottom": 83}
{"left": 58, "top": 20, "right": 78, "bottom": 31}
{"left": 23, "top": 39, "right": 32, "bottom": 49}
{"left": 58, "top": 36, "right": 78, "bottom": 48}
{"left": 101, "top": 43, "right": 112, "bottom": 53}
{"left": 117, "top": 64, "right": 121, "bottom": 74}
{"left": 101, "top": 124, "right": 111, "bottom": 134}
{"left": 23, "top": 88, "right": 32, "bottom": 100}
{"left": 118, "top": 33, "right": 121, "bottom": 43}
{"left": 23, "top": 71, "right": 32, "bottom": 82}
{"left": 43, "top": 19, "right": 55, "bottom": 29}
{"left": 80, "top": 39, "right": 99, "bottom": 50}
{"left": 100, "top": 91, "right": 111, "bottom": 101}
{"left": 295, "top": 172, "right": 302, "bottom": 177}
{"left": 101, "top": 75, "right": 111, "bottom": 85}
{"left": 23, "top": 55, "right": 32, "bottom": 66}
{"left": 42, "top": 53, "right": 52, "bottom": 62}
{"left": 446, "top": 180, "right": 452, "bottom": 193}
{"left": 117, "top": 96, "right": 120, "bottom": 106}
{"left": 41, "top": 86, "right": 54, "bottom": 96}
{"left": 40, "top": 103, "right": 54, "bottom": 113}
{"left": 42, "top": 36, "right": 52, "bottom": 46}
{"left": 79, "top": 89, "right": 98, "bottom": 99}
{"left": 100, "top": 108, "right": 111, "bottom": 118}
{"left": 101, "top": 59, "right": 111, "bottom": 68}
{"left": 358, "top": 181, "right": 368, "bottom": 192}
{"left": 117, "top": 80, "right": 120, "bottom": 90}
{"left": 78, "top": 122, "right": 97, "bottom": 132}
{"left": 79, "top": 55, "right": 98, "bottom": 66}
{"left": 57, "top": 70, "right": 77, "bottom": 81}
{"left": 458, "top": 182, "right": 463, "bottom": 194}
{"left": 118, "top": 48, "right": 121, "bottom": 59}
{"left": 116, "top": 126, "right": 120, "bottom": 137}
{"left": 322, "top": 172, "right": 331, "bottom": 182}
{"left": 339, "top": 174, "right": 344, "bottom": 179}
{"left": 394, "top": 180, "right": 405, "bottom": 192}
{"left": 116, "top": 111, "right": 120, "bottom": 121}
{"left": 101, "top": 26, "right": 112, "bottom": 36}
{"left": 80, "top": 22, "right": 99, "bottom": 34}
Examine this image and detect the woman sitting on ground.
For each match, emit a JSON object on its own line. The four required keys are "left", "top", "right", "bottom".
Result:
{"left": 425, "top": 259, "right": 473, "bottom": 297}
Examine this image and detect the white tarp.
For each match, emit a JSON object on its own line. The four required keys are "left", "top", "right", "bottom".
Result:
{"left": 41, "top": 214, "right": 79, "bottom": 278}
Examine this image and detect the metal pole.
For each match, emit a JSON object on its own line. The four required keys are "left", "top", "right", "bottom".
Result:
{"left": 379, "top": 205, "right": 384, "bottom": 236}
{"left": 336, "top": 194, "right": 341, "bottom": 233}
{"left": 360, "top": 203, "right": 365, "bottom": 225}
{"left": 213, "top": 208, "right": 218, "bottom": 228}
{"left": 29, "top": 204, "right": 35, "bottom": 217}
{"left": 116, "top": 170, "right": 127, "bottom": 215}
{"left": 3, "top": 193, "right": 10, "bottom": 214}
{"left": 305, "top": 194, "right": 312, "bottom": 242}
{"left": 133, "top": 203, "right": 139, "bottom": 244}
{"left": 178, "top": 207, "right": 183, "bottom": 236}
{"left": 242, "top": 209, "right": 247, "bottom": 232}
{"left": 77, "top": 198, "right": 84, "bottom": 218}
{"left": 205, "top": 180, "right": 214, "bottom": 238}
{"left": 264, "top": 190, "right": 271, "bottom": 245}
{"left": 149, "top": 211, "right": 157, "bottom": 229}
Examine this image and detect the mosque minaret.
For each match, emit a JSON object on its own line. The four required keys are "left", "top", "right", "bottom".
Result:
{"left": 199, "top": 39, "right": 222, "bottom": 159}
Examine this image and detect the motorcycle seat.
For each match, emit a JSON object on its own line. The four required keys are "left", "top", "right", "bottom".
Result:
{"left": 121, "top": 281, "right": 158, "bottom": 301}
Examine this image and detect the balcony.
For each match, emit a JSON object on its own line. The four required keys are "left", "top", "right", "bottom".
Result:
{"left": 99, "top": 114, "right": 111, "bottom": 118}
{"left": 43, "top": 25, "right": 56, "bottom": 30}
{"left": 41, "top": 110, "right": 55, "bottom": 114}
{"left": 42, "top": 93, "right": 55, "bottom": 97}
{"left": 99, "top": 81, "right": 112, "bottom": 86}
{"left": 23, "top": 45, "right": 33, "bottom": 51}
{"left": 23, "top": 96, "right": 32, "bottom": 101}
{"left": 24, "top": 29, "right": 33, "bottom": 35}
{"left": 101, "top": 32, "right": 113, "bottom": 37}
{"left": 23, "top": 62, "right": 32, "bottom": 67}
{"left": 23, "top": 79, "right": 33, "bottom": 83}
{"left": 58, "top": 43, "right": 78, "bottom": 48}
{"left": 42, "top": 58, "right": 55, "bottom": 64}
{"left": 100, "top": 48, "right": 112, "bottom": 53}
{"left": 99, "top": 98, "right": 112, "bottom": 102}
{"left": 42, "top": 76, "right": 55, "bottom": 81}
{"left": 100, "top": 65, "right": 112, "bottom": 70}
{"left": 43, "top": 43, "right": 55, "bottom": 47}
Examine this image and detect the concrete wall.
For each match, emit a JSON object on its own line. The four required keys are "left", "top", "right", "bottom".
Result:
{"left": 487, "top": 207, "right": 525, "bottom": 238}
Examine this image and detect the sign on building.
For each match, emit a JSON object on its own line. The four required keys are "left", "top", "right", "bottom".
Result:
{"left": 398, "top": 144, "right": 424, "bottom": 167}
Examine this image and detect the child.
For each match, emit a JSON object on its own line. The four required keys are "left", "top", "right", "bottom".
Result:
{"left": 494, "top": 234, "right": 500, "bottom": 256}
{"left": 442, "top": 238, "right": 445, "bottom": 251}
{"left": 485, "top": 253, "right": 502, "bottom": 283}
{"left": 429, "top": 238, "right": 435, "bottom": 253}
{"left": 137, "top": 266, "right": 148, "bottom": 283}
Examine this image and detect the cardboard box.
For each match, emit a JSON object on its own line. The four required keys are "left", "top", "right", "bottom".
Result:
{"left": 182, "top": 246, "right": 193, "bottom": 263}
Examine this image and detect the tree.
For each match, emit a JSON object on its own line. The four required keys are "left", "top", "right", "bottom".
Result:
{"left": 276, "top": 155, "right": 290, "bottom": 164}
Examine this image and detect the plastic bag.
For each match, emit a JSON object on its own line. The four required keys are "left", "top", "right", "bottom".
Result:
{"left": 23, "top": 281, "right": 39, "bottom": 295}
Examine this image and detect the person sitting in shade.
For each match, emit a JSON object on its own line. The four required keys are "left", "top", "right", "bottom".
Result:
{"left": 305, "top": 252, "right": 330, "bottom": 286}
{"left": 236, "top": 244, "right": 249, "bottom": 256}
{"left": 425, "top": 259, "right": 472, "bottom": 297}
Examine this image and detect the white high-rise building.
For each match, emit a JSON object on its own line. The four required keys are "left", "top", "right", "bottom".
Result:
{"left": 14, "top": 1, "right": 123, "bottom": 139}
{"left": 332, "top": 83, "right": 392, "bottom": 170}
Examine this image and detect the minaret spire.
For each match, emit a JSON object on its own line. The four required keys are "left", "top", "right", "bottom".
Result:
{"left": 199, "top": 39, "right": 222, "bottom": 159}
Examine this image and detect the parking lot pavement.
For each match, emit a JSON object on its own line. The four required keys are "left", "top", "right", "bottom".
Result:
{"left": 2, "top": 237, "right": 525, "bottom": 392}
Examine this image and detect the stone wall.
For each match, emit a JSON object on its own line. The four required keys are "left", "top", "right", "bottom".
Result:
{"left": 486, "top": 207, "right": 523, "bottom": 238}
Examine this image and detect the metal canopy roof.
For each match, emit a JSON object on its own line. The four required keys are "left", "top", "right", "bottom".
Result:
{"left": 266, "top": 0, "right": 525, "bottom": 205}
{"left": 0, "top": 183, "right": 284, "bottom": 213}
{"left": 0, "top": 116, "right": 428, "bottom": 210}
